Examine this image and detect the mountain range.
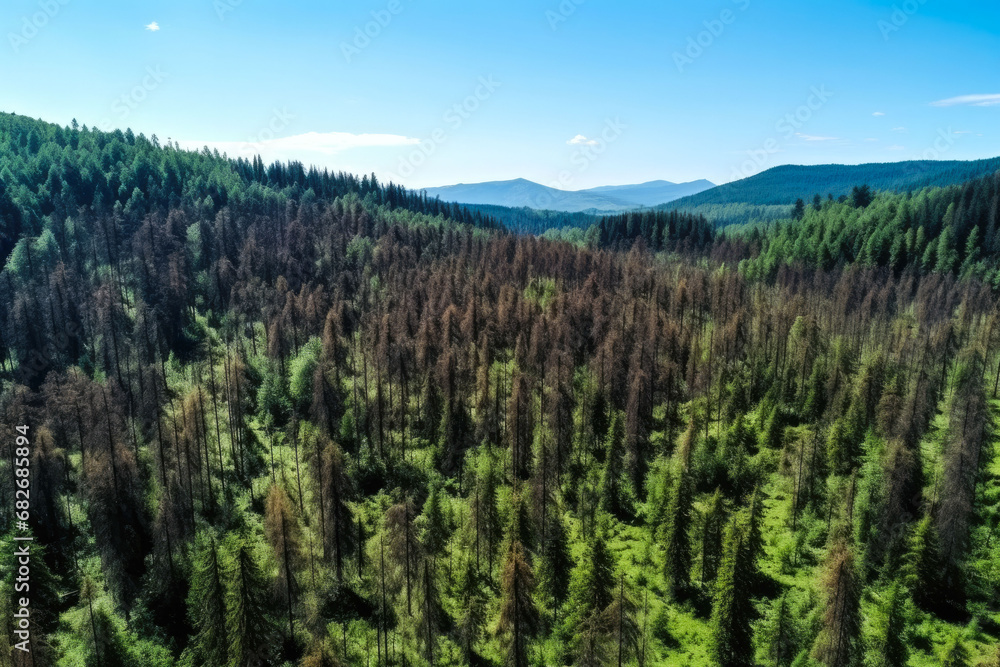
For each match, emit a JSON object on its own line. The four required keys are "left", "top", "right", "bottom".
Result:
{"left": 425, "top": 158, "right": 1000, "bottom": 231}
{"left": 658, "top": 157, "right": 1000, "bottom": 226}
{"left": 421, "top": 178, "right": 716, "bottom": 213}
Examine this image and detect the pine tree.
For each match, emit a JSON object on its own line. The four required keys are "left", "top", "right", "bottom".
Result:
{"left": 701, "top": 488, "right": 727, "bottom": 584}
{"left": 498, "top": 540, "right": 540, "bottom": 667}
{"left": 662, "top": 470, "right": 693, "bottom": 599}
{"left": 224, "top": 535, "right": 278, "bottom": 667}
{"left": 902, "top": 514, "right": 941, "bottom": 611}
{"left": 569, "top": 530, "right": 616, "bottom": 623}
{"left": 793, "top": 199, "right": 806, "bottom": 221}
{"left": 864, "top": 580, "right": 908, "bottom": 667}
{"left": 264, "top": 484, "right": 303, "bottom": 638}
{"left": 187, "top": 535, "right": 229, "bottom": 667}
{"left": 421, "top": 481, "right": 450, "bottom": 557}
{"left": 758, "top": 592, "right": 798, "bottom": 667}
{"left": 456, "top": 558, "right": 488, "bottom": 663}
{"left": 607, "top": 573, "right": 640, "bottom": 667}
{"left": 600, "top": 411, "right": 631, "bottom": 519}
{"left": 940, "top": 631, "right": 970, "bottom": 667}
{"left": 538, "top": 509, "right": 573, "bottom": 610}
{"left": 709, "top": 504, "right": 760, "bottom": 667}
{"left": 811, "top": 536, "right": 860, "bottom": 667}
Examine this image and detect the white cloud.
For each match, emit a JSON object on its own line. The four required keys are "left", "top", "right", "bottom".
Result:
{"left": 865, "top": 138, "right": 879, "bottom": 142}
{"left": 177, "top": 130, "right": 421, "bottom": 160}
{"left": 931, "top": 93, "right": 1000, "bottom": 107}
{"left": 567, "top": 134, "right": 599, "bottom": 146}
{"left": 796, "top": 133, "right": 838, "bottom": 142}
{"left": 872, "top": 111, "right": 885, "bottom": 116}
{"left": 892, "top": 126, "right": 907, "bottom": 132}
{"left": 145, "top": 21, "right": 160, "bottom": 32}
{"left": 887, "top": 145, "right": 906, "bottom": 151}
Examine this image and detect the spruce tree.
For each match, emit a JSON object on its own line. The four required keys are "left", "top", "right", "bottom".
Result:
{"left": 758, "top": 592, "right": 798, "bottom": 667}
{"left": 187, "top": 535, "right": 229, "bottom": 667}
{"left": 224, "top": 535, "right": 278, "bottom": 667}
{"left": 709, "top": 498, "right": 762, "bottom": 667}
{"left": 498, "top": 540, "right": 540, "bottom": 667}
{"left": 662, "top": 470, "right": 693, "bottom": 599}
{"left": 864, "top": 580, "right": 908, "bottom": 667}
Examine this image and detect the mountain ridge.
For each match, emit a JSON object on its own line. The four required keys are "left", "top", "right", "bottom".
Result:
{"left": 421, "top": 177, "right": 716, "bottom": 213}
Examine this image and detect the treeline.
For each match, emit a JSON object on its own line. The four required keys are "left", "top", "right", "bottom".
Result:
{"left": 594, "top": 209, "right": 715, "bottom": 251}
{"left": 0, "top": 111, "right": 500, "bottom": 263}
{"left": 458, "top": 203, "right": 599, "bottom": 235}
{"left": 736, "top": 172, "right": 1000, "bottom": 284}
{"left": 661, "top": 158, "right": 1000, "bottom": 209}
{"left": 1, "top": 115, "right": 1000, "bottom": 667}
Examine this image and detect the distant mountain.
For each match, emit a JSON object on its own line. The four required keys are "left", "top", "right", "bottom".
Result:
{"left": 583, "top": 179, "right": 715, "bottom": 207}
{"left": 661, "top": 158, "right": 1000, "bottom": 225}
{"left": 422, "top": 178, "right": 715, "bottom": 213}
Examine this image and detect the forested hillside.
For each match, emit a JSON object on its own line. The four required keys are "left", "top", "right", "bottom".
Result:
{"left": 659, "top": 159, "right": 1000, "bottom": 227}
{"left": 3, "top": 115, "right": 1000, "bottom": 667}
{"left": 457, "top": 203, "right": 598, "bottom": 236}
{"left": 0, "top": 112, "right": 500, "bottom": 266}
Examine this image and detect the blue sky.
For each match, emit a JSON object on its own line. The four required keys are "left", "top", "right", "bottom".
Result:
{"left": 3, "top": 0, "right": 999, "bottom": 188}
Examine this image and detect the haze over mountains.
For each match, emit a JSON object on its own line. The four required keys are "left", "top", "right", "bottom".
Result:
{"left": 421, "top": 178, "right": 716, "bottom": 213}
{"left": 425, "top": 158, "right": 1000, "bottom": 230}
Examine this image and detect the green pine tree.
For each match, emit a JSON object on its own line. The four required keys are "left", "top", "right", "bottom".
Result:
{"left": 187, "top": 535, "right": 229, "bottom": 667}
{"left": 662, "top": 470, "right": 693, "bottom": 599}
{"left": 864, "top": 580, "right": 908, "bottom": 667}
{"left": 224, "top": 535, "right": 278, "bottom": 667}
{"left": 709, "top": 499, "right": 762, "bottom": 667}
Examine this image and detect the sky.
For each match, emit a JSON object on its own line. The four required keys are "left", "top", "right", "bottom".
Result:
{"left": 2, "top": 0, "right": 1000, "bottom": 189}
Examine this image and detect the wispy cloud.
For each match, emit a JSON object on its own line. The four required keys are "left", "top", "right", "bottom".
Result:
{"left": 872, "top": 111, "right": 885, "bottom": 117}
{"left": 887, "top": 145, "right": 906, "bottom": 151}
{"left": 892, "top": 127, "right": 907, "bottom": 133}
{"left": 796, "top": 133, "right": 838, "bottom": 142}
{"left": 865, "top": 138, "right": 879, "bottom": 142}
{"left": 567, "top": 134, "right": 599, "bottom": 146}
{"left": 178, "top": 130, "right": 421, "bottom": 159}
{"left": 145, "top": 21, "right": 160, "bottom": 32}
{"left": 931, "top": 93, "right": 1000, "bottom": 107}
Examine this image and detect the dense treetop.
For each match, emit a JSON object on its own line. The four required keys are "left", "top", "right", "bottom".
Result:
{"left": 2, "top": 114, "right": 1000, "bottom": 667}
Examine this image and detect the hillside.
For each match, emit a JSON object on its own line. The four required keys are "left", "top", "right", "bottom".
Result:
{"left": 661, "top": 158, "right": 1000, "bottom": 226}
{"left": 422, "top": 177, "right": 715, "bottom": 213}
{"left": 3, "top": 114, "right": 1000, "bottom": 667}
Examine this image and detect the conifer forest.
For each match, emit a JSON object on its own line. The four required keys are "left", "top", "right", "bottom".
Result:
{"left": 4, "top": 110, "right": 1000, "bottom": 667}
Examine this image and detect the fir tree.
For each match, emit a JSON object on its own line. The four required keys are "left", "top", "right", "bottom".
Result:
{"left": 224, "top": 535, "right": 278, "bottom": 667}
